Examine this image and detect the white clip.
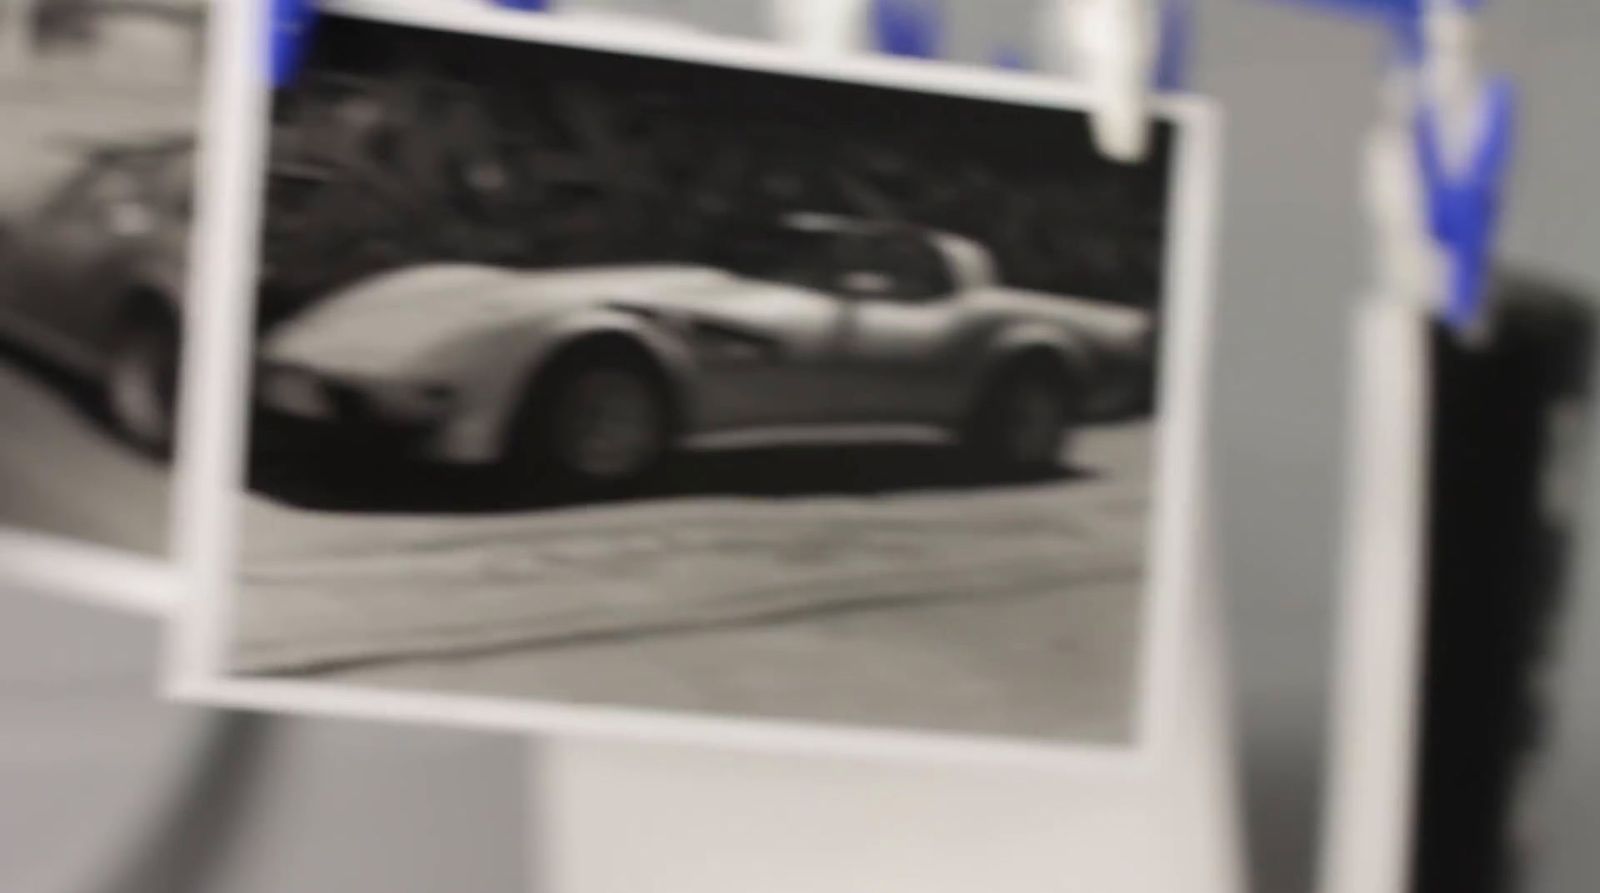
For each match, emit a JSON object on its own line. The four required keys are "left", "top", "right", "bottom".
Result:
{"left": 1038, "top": 0, "right": 1158, "bottom": 163}
{"left": 1363, "top": 72, "right": 1443, "bottom": 305}
{"left": 770, "top": 0, "right": 870, "bottom": 56}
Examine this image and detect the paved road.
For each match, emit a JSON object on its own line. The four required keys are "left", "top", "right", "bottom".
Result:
{"left": 0, "top": 353, "right": 169, "bottom": 555}
{"left": 238, "top": 423, "right": 1156, "bottom": 746}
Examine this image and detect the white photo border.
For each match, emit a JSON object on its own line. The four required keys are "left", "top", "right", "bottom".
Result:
{"left": 169, "top": 0, "right": 1224, "bottom": 772}
{"left": 0, "top": 529, "right": 174, "bottom": 616}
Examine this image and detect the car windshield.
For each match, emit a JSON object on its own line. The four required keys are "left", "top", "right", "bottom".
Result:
{"left": 708, "top": 219, "right": 955, "bottom": 301}
{"left": 710, "top": 226, "right": 842, "bottom": 291}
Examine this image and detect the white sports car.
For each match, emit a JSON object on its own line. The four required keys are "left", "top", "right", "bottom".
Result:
{"left": 258, "top": 214, "right": 1154, "bottom": 488}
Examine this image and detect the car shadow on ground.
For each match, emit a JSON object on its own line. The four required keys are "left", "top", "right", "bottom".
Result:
{"left": 247, "top": 438, "right": 1098, "bottom": 517}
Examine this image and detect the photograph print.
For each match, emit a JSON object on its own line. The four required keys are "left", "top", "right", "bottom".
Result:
{"left": 200, "top": 10, "right": 1212, "bottom": 751}
{"left": 0, "top": 0, "right": 202, "bottom": 570}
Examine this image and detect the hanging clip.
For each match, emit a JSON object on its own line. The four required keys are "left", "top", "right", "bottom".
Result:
{"left": 1154, "top": 0, "right": 1192, "bottom": 90}
{"left": 1038, "top": 0, "right": 1189, "bottom": 163}
{"left": 1413, "top": 0, "right": 1515, "bottom": 331}
{"left": 871, "top": 0, "right": 943, "bottom": 59}
{"left": 269, "top": 0, "right": 317, "bottom": 89}
{"left": 770, "top": 0, "right": 942, "bottom": 60}
{"left": 770, "top": 0, "right": 870, "bottom": 56}
{"left": 273, "top": 0, "right": 566, "bottom": 88}
{"left": 1279, "top": 0, "right": 1516, "bottom": 332}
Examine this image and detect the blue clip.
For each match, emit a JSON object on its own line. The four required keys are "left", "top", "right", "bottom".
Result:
{"left": 1278, "top": 0, "right": 1512, "bottom": 330}
{"left": 273, "top": 0, "right": 556, "bottom": 87}
{"left": 269, "top": 0, "right": 317, "bottom": 89}
{"left": 873, "top": 0, "right": 943, "bottom": 60}
{"left": 1415, "top": 77, "right": 1517, "bottom": 330}
{"left": 1154, "top": 0, "right": 1192, "bottom": 90}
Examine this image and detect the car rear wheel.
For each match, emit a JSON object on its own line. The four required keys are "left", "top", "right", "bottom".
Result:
{"left": 967, "top": 361, "right": 1077, "bottom": 473}
{"left": 105, "top": 309, "right": 179, "bottom": 457}
{"left": 515, "top": 352, "right": 669, "bottom": 492}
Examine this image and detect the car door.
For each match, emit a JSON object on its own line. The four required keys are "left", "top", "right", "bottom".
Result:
{"left": 833, "top": 233, "right": 973, "bottom": 427}
{"left": 684, "top": 238, "right": 855, "bottom": 437}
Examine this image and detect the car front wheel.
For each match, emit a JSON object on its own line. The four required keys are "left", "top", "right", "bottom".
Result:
{"left": 105, "top": 308, "right": 180, "bottom": 457}
{"left": 514, "top": 352, "right": 670, "bottom": 492}
{"left": 967, "top": 361, "right": 1077, "bottom": 474}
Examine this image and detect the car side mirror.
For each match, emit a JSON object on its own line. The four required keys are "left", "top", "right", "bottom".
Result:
{"left": 838, "top": 270, "right": 895, "bottom": 298}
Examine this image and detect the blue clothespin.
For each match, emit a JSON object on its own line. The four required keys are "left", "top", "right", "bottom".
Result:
{"left": 872, "top": 0, "right": 943, "bottom": 60}
{"left": 273, "top": 0, "right": 557, "bottom": 87}
{"left": 1416, "top": 76, "right": 1516, "bottom": 329}
{"left": 1279, "top": 0, "right": 1513, "bottom": 331}
{"left": 269, "top": 0, "right": 317, "bottom": 88}
{"left": 1153, "top": 0, "right": 1192, "bottom": 90}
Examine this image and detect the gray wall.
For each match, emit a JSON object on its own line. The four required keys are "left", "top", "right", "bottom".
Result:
{"left": 4, "top": 2, "right": 1600, "bottom": 892}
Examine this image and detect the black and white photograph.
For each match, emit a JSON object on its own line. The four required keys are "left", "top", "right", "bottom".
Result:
{"left": 182, "top": 6, "right": 1218, "bottom": 753}
{"left": 0, "top": 0, "right": 201, "bottom": 587}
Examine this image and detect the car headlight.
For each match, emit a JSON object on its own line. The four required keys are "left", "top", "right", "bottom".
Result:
{"left": 259, "top": 362, "right": 455, "bottom": 424}
{"left": 365, "top": 381, "right": 455, "bottom": 422}
{"left": 259, "top": 365, "right": 334, "bottom": 419}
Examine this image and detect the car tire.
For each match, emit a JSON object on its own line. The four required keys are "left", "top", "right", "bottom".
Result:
{"left": 105, "top": 306, "right": 180, "bottom": 457}
{"left": 966, "top": 359, "right": 1078, "bottom": 474}
{"left": 512, "top": 350, "right": 670, "bottom": 493}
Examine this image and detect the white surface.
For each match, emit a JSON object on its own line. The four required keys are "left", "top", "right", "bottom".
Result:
{"left": 0, "top": 590, "right": 527, "bottom": 893}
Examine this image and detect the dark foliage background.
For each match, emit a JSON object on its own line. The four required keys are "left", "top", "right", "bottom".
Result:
{"left": 260, "top": 15, "right": 1175, "bottom": 325}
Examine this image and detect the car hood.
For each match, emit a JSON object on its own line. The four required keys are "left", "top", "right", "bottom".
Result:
{"left": 261, "top": 262, "right": 750, "bottom": 376}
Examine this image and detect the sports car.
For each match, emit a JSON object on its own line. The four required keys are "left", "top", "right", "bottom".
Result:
{"left": 257, "top": 214, "right": 1154, "bottom": 488}
{"left": 0, "top": 137, "right": 192, "bottom": 454}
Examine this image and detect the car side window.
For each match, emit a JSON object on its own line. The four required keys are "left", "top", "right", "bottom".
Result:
{"left": 833, "top": 233, "right": 954, "bottom": 302}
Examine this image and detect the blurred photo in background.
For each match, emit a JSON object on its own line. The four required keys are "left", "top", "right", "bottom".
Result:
{"left": 0, "top": 0, "right": 203, "bottom": 556}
